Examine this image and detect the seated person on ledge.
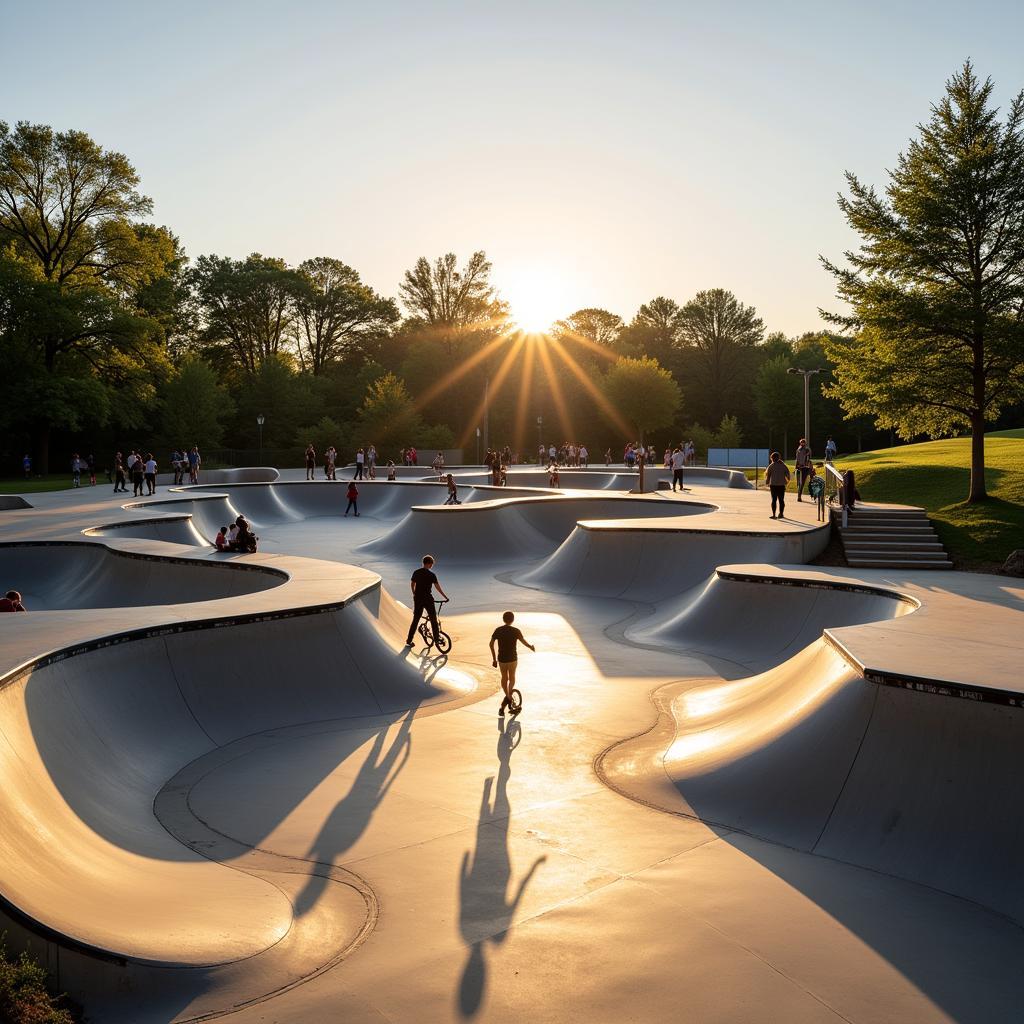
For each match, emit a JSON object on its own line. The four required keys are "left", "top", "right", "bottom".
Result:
{"left": 215, "top": 526, "right": 229, "bottom": 551}
{"left": 0, "top": 590, "right": 26, "bottom": 612}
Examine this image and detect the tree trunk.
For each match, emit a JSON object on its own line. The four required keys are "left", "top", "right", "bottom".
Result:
{"left": 32, "top": 422, "right": 50, "bottom": 477}
{"left": 967, "top": 410, "right": 987, "bottom": 503}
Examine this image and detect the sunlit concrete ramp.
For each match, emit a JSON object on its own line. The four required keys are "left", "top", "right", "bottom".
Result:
{"left": 517, "top": 516, "right": 830, "bottom": 602}
{"left": 627, "top": 566, "right": 916, "bottom": 671}
{"left": 0, "top": 541, "right": 285, "bottom": 609}
{"left": 0, "top": 550, "right": 475, "bottom": 1019}
{"left": 357, "top": 495, "right": 712, "bottom": 562}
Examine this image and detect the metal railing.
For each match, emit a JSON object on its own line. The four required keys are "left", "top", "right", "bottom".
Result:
{"left": 824, "top": 462, "right": 847, "bottom": 527}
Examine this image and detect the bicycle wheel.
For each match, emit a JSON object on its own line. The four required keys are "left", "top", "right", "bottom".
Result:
{"left": 507, "top": 688, "right": 522, "bottom": 713}
{"left": 418, "top": 622, "right": 432, "bottom": 648}
{"left": 434, "top": 630, "right": 452, "bottom": 654}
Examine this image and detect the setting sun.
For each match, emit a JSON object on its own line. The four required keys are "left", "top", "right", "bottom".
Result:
{"left": 500, "top": 265, "right": 579, "bottom": 334}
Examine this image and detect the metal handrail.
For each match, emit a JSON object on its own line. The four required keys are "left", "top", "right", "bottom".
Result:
{"left": 824, "top": 462, "right": 847, "bottom": 526}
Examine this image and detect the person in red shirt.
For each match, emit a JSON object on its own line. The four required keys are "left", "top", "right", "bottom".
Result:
{"left": 345, "top": 481, "right": 360, "bottom": 516}
{"left": 215, "top": 527, "right": 229, "bottom": 551}
{"left": 0, "top": 590, "right": 26, "bottom": 612}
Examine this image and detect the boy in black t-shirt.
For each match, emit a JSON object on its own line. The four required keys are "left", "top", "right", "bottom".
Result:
{"left": 489, "top": 611, "right": 536, "bottom": 716}
{"left": 406, "top": 555, "right": 449, "bottom": 646}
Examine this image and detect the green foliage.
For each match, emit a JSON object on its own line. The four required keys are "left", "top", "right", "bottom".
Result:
{"left": 357, "top": 372, "right": 425, "bottom": 453}
{"left": 158, "top": 356, "right": 233, "bottom": 448}
{"left": 416, "top": 423, "right": 456, "bottom": 450}
{"left": 714, "top": 414, "right": 743, "bottom": 449}
{"left": 822, "top": 62, "right": 1024, "bottom": 501}
{"left": 681, "top": 422, "right": 717, "bottom": 459}
{"left": 754, "top": 355, "right": 802, "bottom": 432}
{"left": 295, "top": 415, "right": 349, "bottom": 456}
{"left": 0, "top": 945, "right": 81, "bottom": 1023}
{"left": 228, "top": 355, "right": 317, "bottom": 449}
{"left": 601, "top": 356, "right": 681, "bottom": 440}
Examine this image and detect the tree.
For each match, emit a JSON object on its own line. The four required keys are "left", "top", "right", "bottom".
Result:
{"left": 191, "top": 253, "right": 302, "bottom": 374}
{"left": 822, "top": 63, "right": 1024, "bottom": 502}
{"left": 398, "top": 251, "right": 508, "bottom": 356}
{"left": 552, "top": 308, "right": 624, "bottom": 350}
{"left": 0, "top": 122, "right": 174, "bottom": 470}
{"left": 158, "top": 356, "right": 233, "bottom": 449}
{"left": 676, "top": 288, "right": 764, "bottom": 425}
{"left": 620, "top": 296, "right": 684, "bottom": 367}
{"left": 601, "top": 356, "right": 681, "bottom": 441}
{"left": 754, "top": 355, "right": 803, "bottom": 439}
{"left": 356, "top": 372, "right": 425, "bottom": 454}
{"left": 293, "top": 257, "right": 398, "bottom": 375}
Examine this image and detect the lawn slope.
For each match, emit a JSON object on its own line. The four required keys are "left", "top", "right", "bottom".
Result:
{"left": 840, "top": 434, "right": 1024, "bottom": 569}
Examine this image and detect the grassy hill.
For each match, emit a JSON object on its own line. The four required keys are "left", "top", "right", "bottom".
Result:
{"left": 839, "top": 433, "right": 1024, "bottom": 569}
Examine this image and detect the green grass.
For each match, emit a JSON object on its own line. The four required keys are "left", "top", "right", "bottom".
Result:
{"left": 0, "top": 476, "right": 76, "bottom": 494}
{"left": 838, "top": 434, "right": 1024, "bottom": 569}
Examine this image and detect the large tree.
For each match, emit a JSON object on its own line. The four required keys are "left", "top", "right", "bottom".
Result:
{"left": 293, "top": 257, "right": 398, "bottom": 374}
{"left": 191, "top": 253, "right": 302, "bottom": 374}
{"left": 676, "top": 288, "right": 764, "bottom": 426}
{"left": 601, "top": 356, "right": 681, "bottom": 442}
{"left": 620, "top": 296, "right": 684, "bottom": 367}
{"left": 0, "top": 122, "right": 174, "bottom": 470}
{"left": 552, "top": 308, "right": 624, "bottom": 350}
{"left": 822, "top": 63, "right": 1024, "bottom": 502}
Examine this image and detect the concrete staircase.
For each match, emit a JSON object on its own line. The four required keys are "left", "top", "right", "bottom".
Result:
{"left": 836, "top": 506, "right": 953, "bottom": 570}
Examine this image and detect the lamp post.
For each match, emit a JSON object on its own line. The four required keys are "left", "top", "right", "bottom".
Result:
{"left": 482, "top": 375, "right": 490, "bottom": 455}
{"left": 476, "top": 427, "right": 481, "bottom": 465}
{"left": 786, "top": 368, "right": 822, "bottom": 449}
{"left": 536, "top": 416, "right": 543, "bottom": 463}
{"left": 256, "top": 414, "right": 265, "bottom": 465}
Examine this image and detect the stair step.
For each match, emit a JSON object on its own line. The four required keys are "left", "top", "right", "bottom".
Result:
{"left": 845, "top": 516, "right": 930, "bottom": 526}
{"left": 849, "top": 509, "right": 928, "bottom": 518}
{"left": 843, "top": 541, "right": 945, "bottom": 551}
{"left": 846, "top": 558, "right": 953, "bottom": 569}
{"left": 841, "top": 526, "right": 936, "bottom": 536}
{"left": 843, "top": 548, "right": 947, "bottom": 560}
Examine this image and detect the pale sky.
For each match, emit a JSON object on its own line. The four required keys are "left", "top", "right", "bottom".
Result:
{"left": 6, "top": 0, "right": 1024, "bottom": 334}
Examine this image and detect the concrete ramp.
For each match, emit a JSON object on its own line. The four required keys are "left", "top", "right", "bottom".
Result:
{"left": 84, "top": 516, "right": 211, "bottom": 547}
{"left": 0, "top": 542, "right": 284, "bottom": 609}
{"left": 0, "top": 495, "right": 33, "bottom": 510}
{"left": 628, "top": 569, "right": 916, "bottom": 670}
{"left": 518, "top": 520, "right": 830, "bottom": 603}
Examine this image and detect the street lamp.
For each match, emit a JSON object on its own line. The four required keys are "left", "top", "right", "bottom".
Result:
{"left": 786, "top": 368, "right": 822, "bottom": 449}
{"left": 256, "top": 414, "right": 265, "bottom": 465}
{"left": 536, "top": 416, "right": 543, "bottom": 462}
{"left": 476, "top": 427, "right": 481, "bottom": 465}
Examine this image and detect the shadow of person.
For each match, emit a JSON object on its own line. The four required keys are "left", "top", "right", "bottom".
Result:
{"left": 293, "top": 707, "right": 415, "bottom": 917}
{"left": 457, "top": 716, "right": 545, "bottom": 1018}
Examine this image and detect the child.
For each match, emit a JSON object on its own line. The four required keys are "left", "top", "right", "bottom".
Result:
{"left": 215, "top": 526, "right": 229, "bottom": 551}
{"left": 548, "top": 464, "right": 560, "bottom": 488}
{"left": 488, "top": 611, "right": 536, "bottom": 716}
{"left": 345, "top": 481, "right": 360, "bottom": 516}
{"left": 445, "top": 473, "right": 461, "bottom": 505}
{"left": 387, "top": 460, "right": 396, "bottom": 481}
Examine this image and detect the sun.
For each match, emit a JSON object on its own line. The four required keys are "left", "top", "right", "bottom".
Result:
{"left": 499, "top": 266, "right": 572, "bottom": 334}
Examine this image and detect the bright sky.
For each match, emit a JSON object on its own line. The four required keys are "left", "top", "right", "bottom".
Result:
{"left": 7, "top": 1, "right": 1024, "bottom": 335}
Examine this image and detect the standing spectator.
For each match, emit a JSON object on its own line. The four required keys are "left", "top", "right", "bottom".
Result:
{"left": 144, "top": 453, "right": 157, "bottom": 495}
{"left": 188, "top": 446, "right": 202, "bottom": 483}
{"left": 126, "top": 450, "right": 137, "bottom": 480}
{"left": 604, "top": 448, "right": 612, "bottom": 466}
{"left": 537, "top": 443, "right": 545, "bottom": 466}
{"left": 410, "top": 446, "right": 418, "bottom": 466}
{"left": 764, "top": 451, "right": 791, "bottom": 519}
{"left": 70, "top": 453, "right": 81, "bottom": 487}
{"left": 367, "top": 444, "right": 377, "bottom": 479}
{"left": 22, "top": 453, "right": 31, "bottom": 479}
{"left": 113, "top": 452, "right": 127, "bottom": 493}
{"left": 579, "top": 444, "right": 588, "bottom": 467}
{"left": 130, "top": 455, "right": 145, "bottom": 496}
{"left": 171, "top": 448, "right": 183, "bottom": 485}
{"left": 794, "top": 439, "right": 813, "bottom": 501}
{"left": 305, "top": 443, "right": 316, "bottom": 480}
{"left": 548, "top": 444, "right": 556, "bottom": 464}
{"left": 345, "top": 480, "right": 360, "bottom": 516}
{"left": 86, "top": 452, "right": 97, "bottom": 486}
{"left": 825, "top": 436, "right": 837, "bottom": 463}
{"left": 670, "top": 446, "right": 686, "bottom": 492}
{"left": 354, "top": 448, "right": 365, "bottom": 480}
{"left": 432, "top": 451, "right": 445, "bottom": 479}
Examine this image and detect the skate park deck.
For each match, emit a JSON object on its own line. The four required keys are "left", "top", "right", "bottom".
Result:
{"left": 0, "top": 471, "right": 1021, "bottom": 1023}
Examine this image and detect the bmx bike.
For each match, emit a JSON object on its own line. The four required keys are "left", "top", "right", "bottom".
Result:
{"left": 418, "top": 597, "right": 452, "bottom": 654}
{"left": 506, "top": 685, "right": 523, "bottom": 715}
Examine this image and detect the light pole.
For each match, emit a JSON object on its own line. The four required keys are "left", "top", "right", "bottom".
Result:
{"left": 536, "top": 416, "right": 543, "bottom": 463}
{"left": 482, "top": 376, "right": 490, "bottom": 455}
{"left": 786, "top": 368, "right": 822, "bottom": 449}
{"left": 256, "top": 414, "right": 265, "bottom": 465}
{"left": 476, "top": 427, "right": 481, "bottom": 465}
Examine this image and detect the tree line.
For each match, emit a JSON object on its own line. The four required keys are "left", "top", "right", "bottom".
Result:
{"left": 2, "top": 61, "right": 1023, "bottom": 499}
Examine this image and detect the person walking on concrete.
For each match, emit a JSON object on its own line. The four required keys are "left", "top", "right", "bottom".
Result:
{"left": 22, "top": 454, "right": 31, "bottom": 480}
{"left": 130, "top": 456, "right": 145, "bottom": 496}
{"left": 795, "top": 439, "right": 813, "bottom": 501}
{"left": 825, "top": 436, "right": 837, "bottom": 463}
{"left": 144, "top": 453, "right": 157, "bottom": 495}
{"left": 113, "top": 452, "right": 127, "bottom": 493}
{"left": 188, "top": 446, "right": 202, "bottom": 484}
{"left": 367, "top": 444, "right": 377, "bottom": 479}
{"left": 353, "top": 448, "right": 365, "bottom": 480}
{"left": 305, "top": 443, "right": 316, "bottom": 481}
{"left": 86, "top": 452, "right": 97, "bottom": 486}
{"left": 405, "top": 555, "right": 448, "bottom": 647}
{"left": 670, "top": 445, "right": 686, "bottom": 491}
{"left": 71, "top": 453, "right": 81, "bottom": 487}
{"left": 345, "top": 480, "right": 360, "bottom": 516}
{"left": 489, "top": 611, "right": 536, "bottom": 716}
{"left": 764, "top": 451, "right": 791, "bottom": 519}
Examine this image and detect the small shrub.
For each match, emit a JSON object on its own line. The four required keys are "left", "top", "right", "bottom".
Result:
{"left": 0, "top": 946, "right": 83, "bottom": 1023}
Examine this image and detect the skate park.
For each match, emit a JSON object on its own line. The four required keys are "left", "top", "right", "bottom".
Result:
{"left": 0, "top": 464, "right": 1022, "bottom": 1024}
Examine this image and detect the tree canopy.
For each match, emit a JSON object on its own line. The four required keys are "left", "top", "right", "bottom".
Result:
{"left": 601, "top": 356, "right": 681, "bottom": 441}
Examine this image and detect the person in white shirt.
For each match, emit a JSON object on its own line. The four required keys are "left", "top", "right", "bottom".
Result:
{"left": 579, "top": 445, "right": 588, "bottom": 467}
{"left": 144, "top": 454, "right": 157, "bottom": 495}
{"left": 354, "top": 448, "right": 365, "bottom": 480}
{"left": 670, "top": 446, "right": 686, "bottom": 491}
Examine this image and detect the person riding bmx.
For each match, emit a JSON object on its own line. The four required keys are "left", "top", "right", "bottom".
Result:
{"left": 489, "top": 611, "right": 536, "bottom": 716}
{"left": 405, "top": 555, "right": 449, "bottom": 647}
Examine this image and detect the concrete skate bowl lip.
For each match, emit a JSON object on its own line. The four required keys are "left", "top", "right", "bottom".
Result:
{"left": 82, "top": 513, "right": 211, "bottom": 547}
{"left": 0, "top": 495, "right": 33, "bottom": 510}
{"left": 0, "top": 540, "right": 288, "bottom": 610}
{"left": 0, "top": 561, "right": 474, "bottom": 983}
{"left": 356, "top": 494, "right": 718, "bottom": 562}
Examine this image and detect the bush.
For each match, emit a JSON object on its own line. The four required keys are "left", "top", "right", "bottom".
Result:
{"left": 0, "top": 946, "right": 82, "bottom": 1023}
{"left": 715, "top": 414, "right": 743, "bottom": 449}
{"left": 681, "top": 422, "right": 717, "bottom": 460}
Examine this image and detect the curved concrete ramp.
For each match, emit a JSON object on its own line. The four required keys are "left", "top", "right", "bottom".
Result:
{"left": 0, "top": 583, "right": 469, "bottom": 973}
{"left": 518, "top": 520, "right": 830, "bottom": 603}
{"left": 628, "top": 569, "right": 916, "bottom": 670}
{"left": 0, "top": 495, "right": 33, "bottom": 510}
{"left": 603, "top": 638, "right": 1024, "bottom": 926}
{"left": 0, "top": 542, "right": 284, "bottom": 609}
{"left": 357, "top": 496, "right": 711, "bottom": 562}
{"left": 84, "top": 515, "right": 211, "bottom": 547}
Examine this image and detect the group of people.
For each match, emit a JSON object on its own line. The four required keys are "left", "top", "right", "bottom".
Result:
{"left": 0, "top": 590, "right": 26, "bottom": 613}
{"left": 539, "top": 443, "right": 588, "bottom": 467}
{"left": 63, "top": 446, "right": 202, "bottom": 495}
{"left": 112, "top": 451, "right": 159, "bottom": 495}
{"left": 763, "top": 438, "right": 829, "bottom": 518}
{"left": 304, "top": 444, "right": 390, "bottom": 481}
{"left": 214, "top": 515, "right": 259, "bottom": 552}
{"left": 170, "top": 447, "right": 203, "bottom": 485}
{"left": 483, "top": 448, "right": 508, "bottom": 486}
